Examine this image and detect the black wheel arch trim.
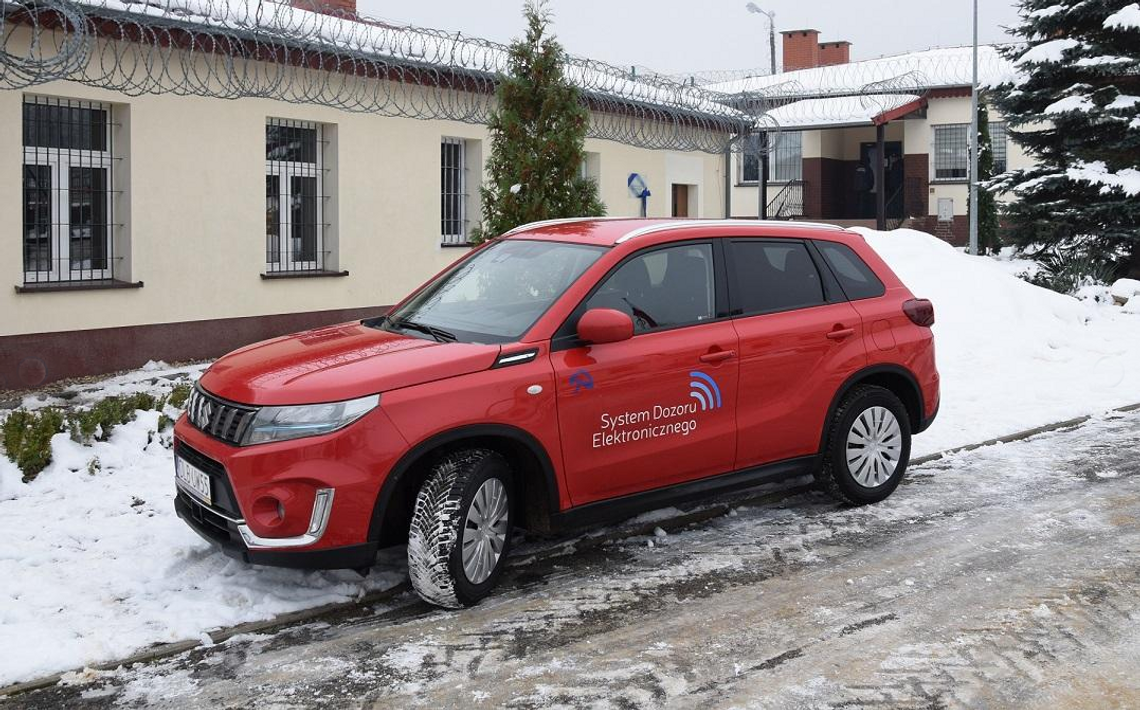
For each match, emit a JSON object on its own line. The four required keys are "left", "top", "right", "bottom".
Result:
{"left": 367, "top": 423, "right": 561, "bottom": 544}
{"left": 820, "top": 364, "right": 928, "bottom": 455}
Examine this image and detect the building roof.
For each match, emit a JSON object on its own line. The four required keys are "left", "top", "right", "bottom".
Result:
{"left": 764, "top": 93, "right": 926, "bottom": 131}
{"left": 78, "top": 0, "right": 748, "bottom": 126}
{"left": 707, "top": 45, "right": 1017, "bottom": 99}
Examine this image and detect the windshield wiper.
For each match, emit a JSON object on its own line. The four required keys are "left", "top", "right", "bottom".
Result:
{"left": 385, "top": 315, "right": 457, "bottom": 343}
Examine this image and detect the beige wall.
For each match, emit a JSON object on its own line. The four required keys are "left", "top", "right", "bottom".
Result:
{"left": 1, "top": 48, "right": 728, "bottom": 338}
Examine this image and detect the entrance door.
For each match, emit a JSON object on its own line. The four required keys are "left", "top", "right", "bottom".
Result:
{"left": 857, "top": 141, "right": 904, "bottom": 219}
{"left": 552, "top": 242, "right": 739, "bottom": 505}
{"left": 671, "top": 184, "right": 690, "bottom": 217}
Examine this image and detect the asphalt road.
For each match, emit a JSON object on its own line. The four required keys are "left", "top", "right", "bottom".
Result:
{"left": 8, "top": 411, "right": 1140, "bottom": 709}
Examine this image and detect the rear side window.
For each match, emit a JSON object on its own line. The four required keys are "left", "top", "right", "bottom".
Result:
{"left": 729, "top": 241, "right": 825, "bottom": 314}
{"left": 815, "top": 241, "right": 886, "bottom": 300}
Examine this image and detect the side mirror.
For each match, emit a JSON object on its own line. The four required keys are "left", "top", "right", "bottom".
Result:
{"left": 577, "top": 308, "right": 634, "bottom": 344}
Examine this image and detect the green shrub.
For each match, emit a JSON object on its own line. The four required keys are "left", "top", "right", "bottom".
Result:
{"left": 167, "top": 383, "right": 192, "bottom": 409}
{"left": 2, "top": 408, "right": 65, "bottom": 482}
{"left": 1027, "top": 249, "right": 1115, "bottom": 296}
{"left": 68, "top": 392, "right": 161, "bottom": 444}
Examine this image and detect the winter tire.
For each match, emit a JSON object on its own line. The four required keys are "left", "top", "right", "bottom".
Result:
{"left": 816, "top": 385, "right": 911, "bottom": 505}
{"left": 407, "top": 448, "right": 514, "bottom": 608}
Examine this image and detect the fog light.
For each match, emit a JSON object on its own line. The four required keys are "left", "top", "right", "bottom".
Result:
{"left": 252, "top": 495, "right": 285, "bottom": 527}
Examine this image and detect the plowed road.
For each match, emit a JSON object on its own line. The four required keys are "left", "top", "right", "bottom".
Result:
{"left": 9, "top": 412, "right": 1140, "bottom": 709}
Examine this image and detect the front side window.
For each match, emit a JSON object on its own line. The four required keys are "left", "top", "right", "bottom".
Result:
{"left": 933, "top": 124, "right": 969, "bottom": 180}
{"left": 730, "top": 240, "right": 825, "bottom": 314}
{"left": 441, "top": 137, "right": 467, "bottom": 245}
{"left": 381, "top": 240, "right": 605, "bottom": 344}
{"left": 266, "top": 119, "right": 325, "bottom": 272}
{"left": 990, "top": 121, "right": 1008, "bottom": 174}
{"left": 586, "top": 243, "right": 716, "bottom": 333}
{"left": 740, "top": 131, "right": 802, "bottom": 183}
{"left": 22, "top": 96, "right": 114, "bottom": 284}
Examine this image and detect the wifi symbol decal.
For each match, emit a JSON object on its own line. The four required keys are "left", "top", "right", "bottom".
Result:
{"left": 689, "top": 371, "right": 722, "bottom": 411}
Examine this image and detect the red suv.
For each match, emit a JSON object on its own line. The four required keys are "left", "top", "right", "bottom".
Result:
{"left": 174, "top": 219, "right": 938, "bottom": 608}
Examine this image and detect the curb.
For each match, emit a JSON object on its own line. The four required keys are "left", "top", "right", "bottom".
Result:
{"left": 3, "top": 403, "right": 1138, "bottom": 699}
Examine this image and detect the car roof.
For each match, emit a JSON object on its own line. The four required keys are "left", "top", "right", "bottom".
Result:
{"left": 501, "top": 218, "right": 856, "bottom": 247}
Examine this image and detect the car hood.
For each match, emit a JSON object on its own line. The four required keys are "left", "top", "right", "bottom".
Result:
{"left": 198, "top": 321, "right": 501, "bottom": 406}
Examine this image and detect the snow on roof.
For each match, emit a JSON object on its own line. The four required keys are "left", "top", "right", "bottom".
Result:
{"left": 707, "top": 45, "right": 1017, "bottom": 99}
{"left": 77, "top": 0, "right": 747, "bottom": 123}
{"left": 764, "top": 93, "right": 924, "bottom": 130}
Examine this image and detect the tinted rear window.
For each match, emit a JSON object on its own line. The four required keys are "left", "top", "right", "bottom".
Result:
{"left": 730, "top": 241, "right": 826, "bottom": 314}
{"left": 815, "top": 241, "right": 886, "bottom": 300}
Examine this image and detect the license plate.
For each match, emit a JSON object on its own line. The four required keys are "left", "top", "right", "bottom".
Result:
{"left": 175, "top": 456, "right": 212, "bottom": 506}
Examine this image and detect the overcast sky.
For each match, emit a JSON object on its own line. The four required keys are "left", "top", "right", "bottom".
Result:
{"left": 356, "top": 0, "right": 1023, "bottom": 75}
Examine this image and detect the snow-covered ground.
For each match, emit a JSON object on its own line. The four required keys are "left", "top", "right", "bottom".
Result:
{"left": 856, "top": 228, "right": 1140, "bottom": 456}
{"left": 2, "top": 227, "right": 1139, "bottom": 688}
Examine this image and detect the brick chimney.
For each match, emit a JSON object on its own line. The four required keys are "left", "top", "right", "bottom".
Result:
{"left": 781, "top": 29, "right": 820, "bottom": 71}
{"left": 293, "top": 0, "right": 356, "bottom": 16}
{"left": 819, "top": 41, "right": 851, "bottom": 67}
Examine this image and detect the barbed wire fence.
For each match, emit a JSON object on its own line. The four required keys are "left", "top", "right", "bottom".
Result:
{"left": 0, "top": 0, "right": 771, "bottom": 153}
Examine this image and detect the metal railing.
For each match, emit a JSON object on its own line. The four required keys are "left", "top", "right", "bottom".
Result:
{"left": 767, "top": 180, "right": 805, "bottom": 220}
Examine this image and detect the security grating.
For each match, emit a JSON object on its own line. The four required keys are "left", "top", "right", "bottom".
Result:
{"left": 739, "top": 131, "right": 802, "bottom": 184}
{"left": 990, "top": 121, "right": 1008, "bottom": 174}
{"left": 21, "top": 95, "right": 118, "bottom": 285}
{"left": 266, "top": 118, "right": 330, "bottom": 273}
{"left": 440, "top": 137, "right": 468, "bottom": 245}
{"left": 933, "top": 124, "right": 969, "bottom": 180}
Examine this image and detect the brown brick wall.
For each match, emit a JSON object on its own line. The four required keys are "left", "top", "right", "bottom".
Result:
{"left": 904, "top": 153, "right": 929, "bottom": 218}
{"left": 782, "top": 30, "right": 821, "bottom": 71}
{"left": 819, "top": 42, "right": 851, "bottom": 67}
{"left": 916, "top": 215, "right": 969, "bottom": 246}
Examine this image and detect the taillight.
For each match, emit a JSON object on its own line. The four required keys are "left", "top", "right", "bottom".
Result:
{"left": 903, "top": 298, "right": 935, "bottom": 327}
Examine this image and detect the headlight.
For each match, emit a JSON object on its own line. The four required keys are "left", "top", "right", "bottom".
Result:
{"left": 245, "top": 394, "right": 380, "bottom": 445}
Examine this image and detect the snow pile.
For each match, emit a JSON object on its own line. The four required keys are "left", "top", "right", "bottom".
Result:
{"left": 0, "top": 380, "right": 401, "bottom": 687}
{"left": 1104, "top": 3, "right": 1140, "bottom": 30}
{"left": 1111, "top": 278, "right": 1140, "bottom": 304}
{"left": 856, "top": 228, "right": 1140, "bottom": 456}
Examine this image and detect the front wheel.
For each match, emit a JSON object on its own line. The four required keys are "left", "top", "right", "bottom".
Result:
{"left": 407, "top": 449, "right": 514, "bottom": 608}
{"left": 816, "top": 385, "right": 911, "bottom": 504}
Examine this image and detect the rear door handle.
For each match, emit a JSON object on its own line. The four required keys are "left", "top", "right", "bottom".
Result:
{"left": 699, "top": 350, "right": 736, "bottom": 364}
{"left": 826, "top": 328, "right": 856, "bottom": 340}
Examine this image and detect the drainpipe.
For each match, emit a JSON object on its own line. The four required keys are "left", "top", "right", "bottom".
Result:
{"left": 759, "top": 132, "right": 770, "bottom": 220}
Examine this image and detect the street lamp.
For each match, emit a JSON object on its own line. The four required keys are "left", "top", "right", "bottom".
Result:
{"left": 745, "top": 2, "right": 777, "bottom": 75}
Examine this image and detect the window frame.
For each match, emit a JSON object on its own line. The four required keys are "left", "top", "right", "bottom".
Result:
{"left": 932, "top": 123, "right": 969, "bottom": 182}
{"left": 22, "top": 96, "right": 115, "bottom": 285}
{"left": 552, "top": 239, "right": 732, "bottom": 351}
{"left": 989, "top": 121, "right": 1008, "bottom": 174}
{"left": 265, "top": 118, "right": 325, "bottom": 274}
{"left": 739, "top": 131, "right": 803, "bottom": 185}
{"left": 441, "top": 136, "right": 468, "bottom": 245}
{"left": 722, "top": 238, "right": 841, "bottom": 319}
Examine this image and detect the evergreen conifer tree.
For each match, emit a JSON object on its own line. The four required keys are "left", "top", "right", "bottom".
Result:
{"left": 471, "top": 1, "right": 605, "bottom": 242}
{"left": 990, "top": 0, "right": 1140, "bottom": 276}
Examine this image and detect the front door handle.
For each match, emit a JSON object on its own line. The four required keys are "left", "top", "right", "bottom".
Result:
{"left": 699, "top": 350, "right": 736, "bottom": 364}
{"left": 826, "top": 327, "right": 856, "bottom": 341}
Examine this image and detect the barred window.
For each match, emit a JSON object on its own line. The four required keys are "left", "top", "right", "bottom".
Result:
{"left": 740, "top": 131, "right": 802, "bottom": 183}
{"left": 990, "top": 121, "right": 1008, "bottom": 174}
{"left": 22, "top": 96, "right": 116, "bottom": 285}
{"left": 933, "top": 124, "right": 969, "bottom": 180}
{"left": 441, "top": 137, "right": 467, "bottom": 245}
{"left": 266, "top": 119, "right": 328, "bottom": 273}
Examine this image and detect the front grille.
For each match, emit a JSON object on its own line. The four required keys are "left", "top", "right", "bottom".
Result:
{"left": 186, "top": 385, "right": 258, "bottom": 445}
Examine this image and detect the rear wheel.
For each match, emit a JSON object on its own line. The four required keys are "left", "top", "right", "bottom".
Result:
{"left": 817, "top": 385, "right": 911, "bottom": 504}
{"left": 407, "top": 449, "right": 514, "bottom": 608}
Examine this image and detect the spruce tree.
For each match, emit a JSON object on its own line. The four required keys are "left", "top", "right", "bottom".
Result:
{"left": 973, "top": 102, "right": 1001, "bottom": 255}
{"left": 990, "top": 0, "right": 1140, "bottom": 276}
{"left": 471, "top": 1, "right": 605, "bottom": 242}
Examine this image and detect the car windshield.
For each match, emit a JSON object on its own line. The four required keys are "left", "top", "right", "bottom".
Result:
{"left": 376, "top": 239, "right": 606, "bottom": 344}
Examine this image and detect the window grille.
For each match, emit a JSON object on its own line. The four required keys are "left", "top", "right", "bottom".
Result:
{"left": 740, "top": 131, "right": 802, "bottom": 183}
{"left": 933, "top": 124, "right": 969, "bottom": 180}
{"left": 441, "top": 137, "right": 467, "bottom": 245}
{"left": 266, "top": 119, "right": 328, "bottom": 272}
{"left": 990, "top": 121, "right": 1008, "bottom": 174}
{"left": 21, "top": 96, "right": 116, "bottom": 285}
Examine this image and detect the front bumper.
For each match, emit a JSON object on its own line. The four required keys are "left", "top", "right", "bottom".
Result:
{"left": 175, "top": 490, "right": 378, "bottom": 569}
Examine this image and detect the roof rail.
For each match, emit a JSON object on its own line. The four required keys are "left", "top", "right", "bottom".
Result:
{"left": 614, "top": 219, "right": 846, "bottom": 244}
{"left": 500, "top": 216, "right": 631, "bottom": 237}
